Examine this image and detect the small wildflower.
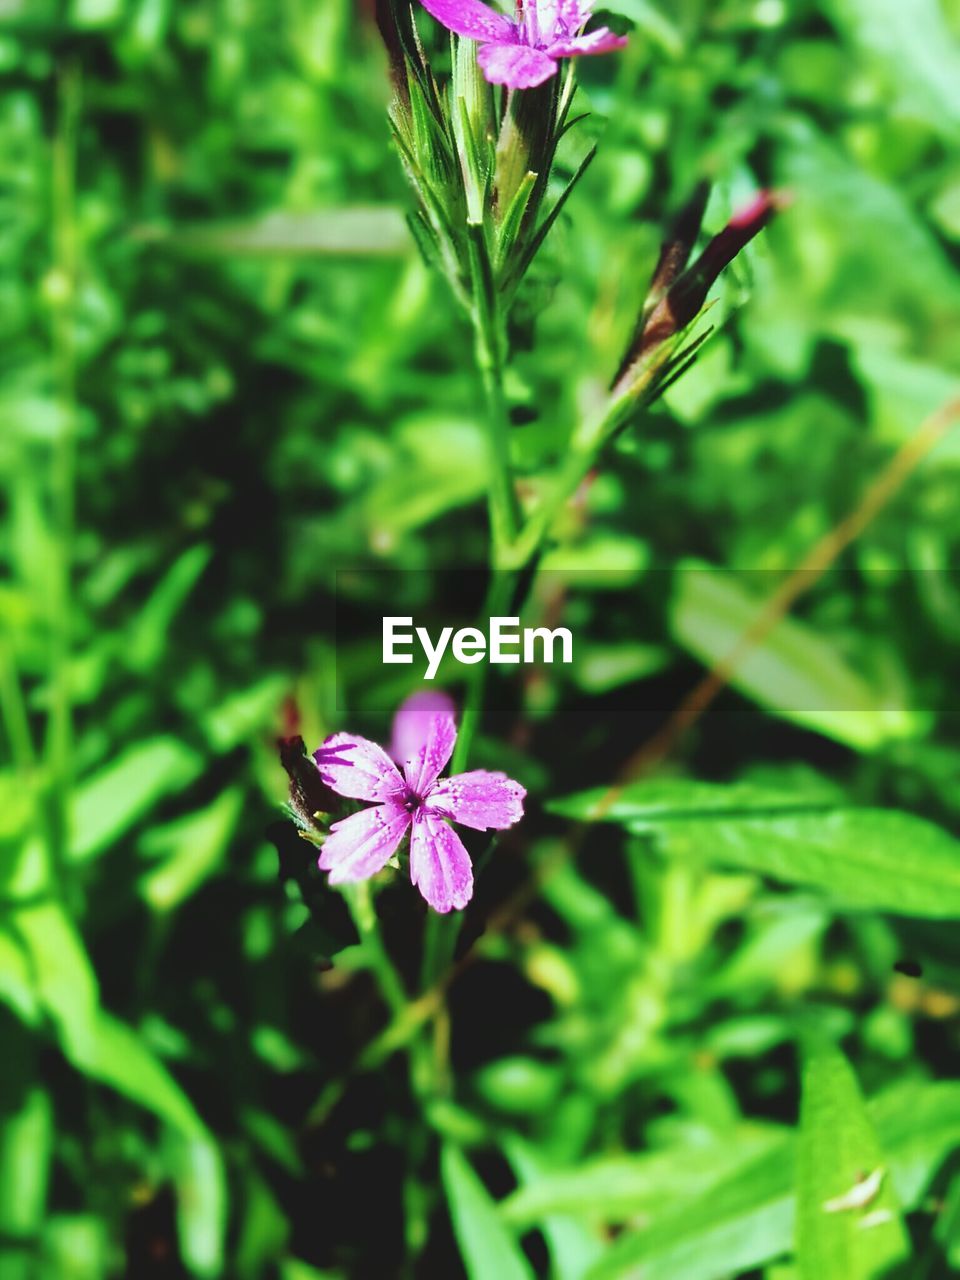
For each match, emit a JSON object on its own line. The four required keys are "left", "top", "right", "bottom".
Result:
{"left": 418, "top": 0, "right": 627, "bottom": 89}
{"left": 313, "top": 696, "right": 525, "bottom": 913}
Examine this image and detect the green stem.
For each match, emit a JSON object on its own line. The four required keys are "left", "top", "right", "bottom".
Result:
{"left": 466, "top": 223, "right": 518, "bottom": 555}
{"left": 342, "top": 881, "right": 407, "bottom": 1015}
{"left": 44, "top": 64, "right": 81, "bottom": 873}
{"left": 418, "top": 568, "right": 517, "bottom": 1093}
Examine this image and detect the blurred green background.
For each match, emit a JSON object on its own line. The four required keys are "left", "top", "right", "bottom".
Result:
{"left": 2, "top": 0, "right": 960, "bottom": 1276}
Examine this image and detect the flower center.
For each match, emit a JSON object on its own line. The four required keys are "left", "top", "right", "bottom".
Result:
{"left": 403, "top": 790, "right": 423, "bottom": 814}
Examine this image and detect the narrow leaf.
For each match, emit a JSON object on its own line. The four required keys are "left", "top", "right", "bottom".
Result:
{"left": 671, "top": 562, "right": 926, "bottom": 750}
{"left": 441, "top": 1144, "right": 534, "bottom": 1280}
{"left": 70, "top": 738, "right": 203, "bottom": 864}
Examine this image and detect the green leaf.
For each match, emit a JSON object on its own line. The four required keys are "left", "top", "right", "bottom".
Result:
{"left": 38, "top": 1217, "right": 109, "bottom": 1280}
{"left": 551, "top": 779, "right": 960, "bottom": 916}
{"left": 125, "top": 544, "right": 212, "bottom": 673}
{"left": 136, "top": 208, "right": 412, "bottom": 257}
{"left": 13, "top": 902, "right": 99, "bottom": 1063}
{"left": 584, "top": 1140, "right": 795, "bottom": 1280}
{"left": 82, "top": 1010, "right": 208, "bottom": 1140}
{"left": 643, "top": 809, "right": 960, "bottom": 920}
{"left": 202, "top": 676, "right": 288, "bottom": 753}
{"left": 167, "top": 1133, "right": 228, "bottom": 1279}
{"left": 441, "top": 1144, "right": 535, "bottom": 1280}
{"left": 540, "top": 534, "right": 650, "bottom": 586}
{"left": 548, "top": 778, "right": 839, "bottom": 824}
{"left": 796, "top": 1045, "right": 910, "bottom": 1280}
{"left": 70, "top": 738, "right": 203, "bottom": 864}
{"left": 670, "top": 562, "right": 927, "bottom": 750}
{"left": 572, "top": 642, "right": 670, "bottom": 693}
{"left": 501, "top": 1125, "right": 785, "bottom": 1227}
{"left": 361, "top": 416, "right": 490, "bottom": 542}
{"left": 819, "top": 0, "right": 960, "bottom": 140}
{"left": 0, "top": 927, "right": 39, "bottom": 1026}
{"left": 534, "top": 1079, "right": 960, "bottom": 1280}
{"left": 139, "top": 787, "right": 244, "bottom": 911}
{"left": 0, "top": 1086, "right": 52, "bottom": 1240}
{"left": 501, "top": 1137, "right": 603, "bottom": 1280}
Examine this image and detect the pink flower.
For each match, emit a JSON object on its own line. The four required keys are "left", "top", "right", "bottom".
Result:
{"left": 418, "top": 0, "right": 627, "bottom": 89}
{"left": 313, "top": 695, "right": 526, "bottom": 913}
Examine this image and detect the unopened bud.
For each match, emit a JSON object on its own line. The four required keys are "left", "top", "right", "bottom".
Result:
{"left": 278, "top": 735, "right": 339, "bottom": 830}
{"left": 614, "top": 189, "right": 785, "bottom": 396}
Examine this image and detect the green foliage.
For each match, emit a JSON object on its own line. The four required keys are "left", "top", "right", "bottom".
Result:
{"left": 796, "top": 1045, "right": 909, "bottom": 1280}
{"left": 1, "top": 0, "right": 959, "bottom": 1276}
{"left": 441, "top": 1144, "right": 535, "bottom": 1280}
{"left": 552, "top": 778, "right": 960, "bottom": 916}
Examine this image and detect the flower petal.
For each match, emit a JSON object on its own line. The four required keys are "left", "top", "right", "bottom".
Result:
{"left": 402, "top": 714, "right": 458, "bottom": 798}
{"left": 389, "top": 690, "right": 458, "bottom": 765}
{"left": 535, "top": 0, "right": 592, "bottom": 40}
{"left": 546, "top": 26, "right": 627, "bottom": 56}
{"left": 319, "top": 803, "right": 410, "bottom": 883}
{"left": 314, "top": 733, "right": 406, "bottom": 802}
{"left": 410, "top": 810, "right": 474, "bottom": 913}
{"left": 418, "top": 0, "right": 514, "bottom": 43}
{"left": 425, "top": 769, "right": 526, "bottom": 830}
{"left": 477, "top": 41, "right": 558, "bottom": 88}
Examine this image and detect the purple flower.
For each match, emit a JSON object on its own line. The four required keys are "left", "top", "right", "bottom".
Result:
{"left": 388, "top": 689, "right": 458, "bottom": 763}
{"left": 313, "top": 696, "right": 526, "bottom": 913}
{"left": 418, "top": 0, "right": 627, "bottom": 89}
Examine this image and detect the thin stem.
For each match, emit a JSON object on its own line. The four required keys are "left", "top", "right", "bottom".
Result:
{"left": 342, "top": 881, "right": 407, "bottom": 1015}
{"left": 466, "top": 224, "right": 518, "bottom": 554}
{"left": 418, "top": 567, "right": 518, "bottom": 1097}
{"left": 44, "top": 64, "right": 81, "bottom": 872}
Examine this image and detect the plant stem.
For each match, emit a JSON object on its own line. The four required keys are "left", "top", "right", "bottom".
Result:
{"left": 44, "top": 64, "right": 81, "bottom": 874}
{"left": 419, "top": 570, "right": 517, "bottom": 1091}
{"left": 342, "top": 881, "right": 407, "bottom": 1015}
{"left": 466, "top": 223, "right": 518, "bottom": 555}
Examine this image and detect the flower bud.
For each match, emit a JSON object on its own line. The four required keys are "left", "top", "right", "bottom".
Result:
{"left": 613, "top": 189, "right": 785, "bottom": 397}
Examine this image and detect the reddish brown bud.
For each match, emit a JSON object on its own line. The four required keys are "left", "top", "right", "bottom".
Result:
{"left": 278, "top": 735, "right": 339, "bottom": 829}
{"left": 643, "top": 190, "right": 783, "bottom": 353}
{"left": 614, "top": 189, "right": 786, "bottom": 397}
